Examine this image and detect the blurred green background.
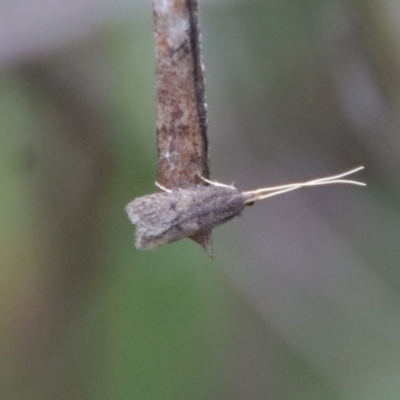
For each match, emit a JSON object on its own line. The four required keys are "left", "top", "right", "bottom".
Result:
{"left": 1, "top": 0, "right": 400, "bottom": 399}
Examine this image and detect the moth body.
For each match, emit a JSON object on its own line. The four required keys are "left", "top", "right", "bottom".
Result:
{"left": 126, "top": 167, "right": 365, "bottom": 253}
{"left": 126, "top": 185, "right": 248, "bottom": 250}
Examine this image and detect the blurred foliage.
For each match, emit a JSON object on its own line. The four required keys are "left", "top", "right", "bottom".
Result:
{"left": 1, "top": 0, "right": 400, "bottom": 399}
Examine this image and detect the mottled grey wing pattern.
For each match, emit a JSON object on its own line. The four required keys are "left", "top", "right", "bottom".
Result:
{"left": 126, "top": 186, "right": 246, "bottom": 250}
{"left": 126, "top": 192, "right": 179, "bottom": 237}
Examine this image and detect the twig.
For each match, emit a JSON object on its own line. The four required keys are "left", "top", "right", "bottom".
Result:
{"left": 152, "top": 0, "right": 211, "bottom": 254}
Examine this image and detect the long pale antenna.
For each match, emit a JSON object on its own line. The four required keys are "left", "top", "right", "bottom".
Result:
{"left": 243, "top": 166, "right": 366, "bottom": 204}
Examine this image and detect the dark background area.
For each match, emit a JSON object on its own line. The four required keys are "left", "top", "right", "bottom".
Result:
{"left": 1, "top": 0, "right": 400, "bottom": 399}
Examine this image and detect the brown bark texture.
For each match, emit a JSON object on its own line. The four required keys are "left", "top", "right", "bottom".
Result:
{"left": 152, "top": 0, "right": 212, "bottom": 254}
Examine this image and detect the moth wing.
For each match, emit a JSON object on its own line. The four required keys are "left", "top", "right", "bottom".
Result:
{"left": 191, "top": 230, "right": 212, "bottom": 257}
{"left": 126, "top": 192, "right": 182, "bottom": 238}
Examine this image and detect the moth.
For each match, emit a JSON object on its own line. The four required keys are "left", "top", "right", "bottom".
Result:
{"left": 126, "top": 166, "right": 365, "bottom": 253}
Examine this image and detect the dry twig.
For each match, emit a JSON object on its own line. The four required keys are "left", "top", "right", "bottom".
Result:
{"left": 152, "top": 0, "right": 211, "bottom": 254}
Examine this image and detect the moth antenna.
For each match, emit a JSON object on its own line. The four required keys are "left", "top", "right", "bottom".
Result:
{"left": 243, "top": 166, "right": 366, "bottom": 204}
